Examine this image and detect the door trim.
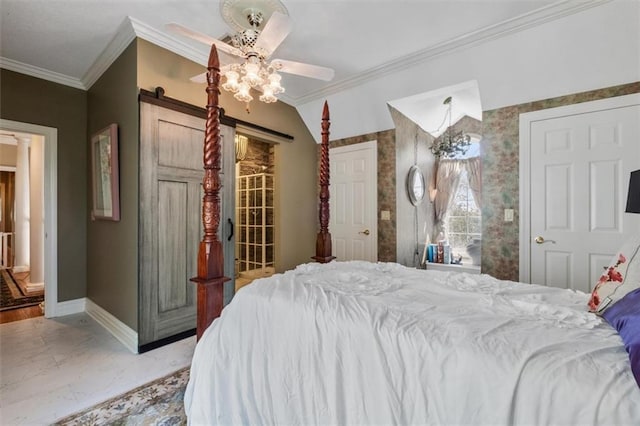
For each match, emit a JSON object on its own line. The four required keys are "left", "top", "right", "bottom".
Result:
{"left": 330, "top": 140, "right": 378, "bottom": 261}
{"left": 0, "top": 119, "right": 58, "bottom": 317}
{"left": 518, "top": 93, "right": 640, "bottom": 283}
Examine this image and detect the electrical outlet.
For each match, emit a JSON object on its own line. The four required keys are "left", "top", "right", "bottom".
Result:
{"left": 504, "top": 208, "right": 514, "bottom": 222}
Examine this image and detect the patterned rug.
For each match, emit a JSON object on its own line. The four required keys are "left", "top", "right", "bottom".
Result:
{"left": 54, "top": 367, "right": 189, "bottom": 425}
{"left": 0, "top": 268, "right": 44, "bottom": 311}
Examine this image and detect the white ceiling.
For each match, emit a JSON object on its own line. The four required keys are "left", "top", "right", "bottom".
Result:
{"left": 0, "top": 0, "right": 600, "bottom": 133}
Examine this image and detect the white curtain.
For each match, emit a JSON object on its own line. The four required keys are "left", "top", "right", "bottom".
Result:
{"left": 464, "top": 156, "right": 482, "bottom": 210}
{"left": 433, "top": 159, "right": 464, "bottom": 237}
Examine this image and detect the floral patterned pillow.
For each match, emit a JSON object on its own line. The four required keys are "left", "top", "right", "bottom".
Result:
{"left": 588, "top": 235, "right": 640, "bottom": 314}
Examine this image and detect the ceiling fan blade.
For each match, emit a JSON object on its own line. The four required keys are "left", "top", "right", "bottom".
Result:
{"left": 190, "top": 72, "right": 207, "bottom": 83}
{"left": 254, "top": 12, "right": 292, "bottom": 57}
{"left": 165, "top": 23, "right": 244, "bottom": 58}
{"left": 190, "top": 63, "right": 238, "bottom": 83}
{"left": 271, "top": 59, "right": 335, "bottom": 81}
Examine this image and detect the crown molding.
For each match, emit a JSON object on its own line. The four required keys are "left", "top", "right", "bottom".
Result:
{"left": 127, "top": 17, "right": 210, "bottom": 68}
{"left": 0, "top": 0, "right": 611, "bottom": 99}
{"left": 0, "top": 56, "right": 85, "bottom": 89}
{"left": 293, "top": 0, "right": 612, "bottom": 105}
{"left": 81, "top": 16, "right": 138, "bottom": 89}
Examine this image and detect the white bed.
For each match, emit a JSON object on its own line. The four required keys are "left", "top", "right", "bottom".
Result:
{"left": 184, "top": 261, "right": 640, "bottom": 425}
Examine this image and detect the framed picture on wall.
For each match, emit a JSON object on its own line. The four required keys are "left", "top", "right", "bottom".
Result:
{"left": 91, "top": 123, "right": 120, "bottom": 221}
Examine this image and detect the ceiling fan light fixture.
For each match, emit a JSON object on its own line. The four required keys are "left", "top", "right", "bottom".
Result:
{"left": 222, "top": 70, "right": 241, "bottom": 92}
{"left": 235, "top": 82, "right": 254, "bottom": 103}
{"left": 259, "top": 86, "right": 277, "bottom": 103}
{"left": 242, "top": 61, "right": 262, "bottom": 86}
{"left": 267, "top": 72, "right": 284, "bottom": 94}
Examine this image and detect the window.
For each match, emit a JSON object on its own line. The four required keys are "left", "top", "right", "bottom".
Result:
{"left": 445, "top": 139, "right": 481, "bottom": 261}
{"left": 446, "top": 167, "right": 481, "bottom": 260}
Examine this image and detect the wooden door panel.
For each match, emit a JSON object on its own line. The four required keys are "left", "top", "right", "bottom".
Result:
{"left": 330, "top": 141, "right": 377, "bottom": 262}
{"left": 544, "top": 164, "right": 571, "bottom": 230}
{"left": 158, "top": 120, "right": 204, "bottom": 170}
{"left": 139, "top": 102, "right": 235, "bottom": 347}
{"left": 590, "top": 160, "right": 621, "bottom": 232}
{"left": 158, "top": 180, "right": 190, "bottom": 313}
{"left": 527, "top": 100, "right": 640, "bottom": 293}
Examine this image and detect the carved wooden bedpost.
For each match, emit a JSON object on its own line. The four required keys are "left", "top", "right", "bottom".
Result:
{"left": 191, "top": 45, "right": 230, "bottom": 340}
{"left": 312, "top": 101, "right": 336, "bottom": 263}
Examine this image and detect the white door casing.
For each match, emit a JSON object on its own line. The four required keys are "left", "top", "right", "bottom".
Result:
{"left": 0, "top": 119, "right": 58, "bottom": 318}
{"left": 330, "top": 140, "right": 378, "bottom": 262}
{"left": 520, "top": 94, "right": 640, "bottom": 292}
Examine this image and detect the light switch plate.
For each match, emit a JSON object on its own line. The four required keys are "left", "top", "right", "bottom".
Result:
{"left": 504, "top": 208, "right": 514, "bottom": 222}
{"left": 381, "top": 210, "right": 391, "bottom": 221}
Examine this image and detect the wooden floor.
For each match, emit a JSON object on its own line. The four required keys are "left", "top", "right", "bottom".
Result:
{"left": 0, "top": 304, "right": 44, "bottom": 324}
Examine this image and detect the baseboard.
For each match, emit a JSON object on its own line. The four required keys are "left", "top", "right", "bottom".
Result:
{"left": 54, "top": 298, "right": 86, "bottom": 316}
{"left": 12, "top": 265, "right": 29, "bottom": 273}
{"left": 85, "top": 299, "right": 139, "bottom": 354}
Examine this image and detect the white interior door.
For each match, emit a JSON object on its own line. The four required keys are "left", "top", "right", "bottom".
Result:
{"left": 330, "top": 140, "right": 378, "bottom": 261}
{"left": 520, "top": 94, "right": 640, "bottom": 292}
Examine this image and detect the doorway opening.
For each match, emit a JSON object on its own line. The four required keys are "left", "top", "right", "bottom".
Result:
{"left": 0, "top": 119, "right": 57, "bottom": 320}
{"left": 0, "top": 131, "right": 46, "bottom": 321}
{"left": 234, "top": 133, "right": 276, "bottom": 290}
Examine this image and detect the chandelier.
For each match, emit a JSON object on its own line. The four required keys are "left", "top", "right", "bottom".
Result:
{"left": 220, "top": 9, "right": 285, "bottom": 106}
{"left": 222, "top": 55, "right": 284, "bottom": 104}
{"left": 430, "top": 96, "right": 471, "bottom": 159}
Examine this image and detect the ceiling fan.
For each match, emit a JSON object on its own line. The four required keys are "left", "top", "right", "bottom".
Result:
{"left": 166, "top": 0, "right": 334, "bottom": 108}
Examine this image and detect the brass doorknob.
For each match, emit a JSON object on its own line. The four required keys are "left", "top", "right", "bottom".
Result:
{"left": 359, "top": 229, "right": 370, "bottom": 236}
{"left": 535, "top": 236, "right": 556, "bottom": 244}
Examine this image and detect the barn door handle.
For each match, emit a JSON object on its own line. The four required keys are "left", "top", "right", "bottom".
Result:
{"left": 227, "top": 218, "right": 234, "bottom": 241}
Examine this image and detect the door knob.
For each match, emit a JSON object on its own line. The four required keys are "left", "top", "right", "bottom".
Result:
{"left": 359, "top": 229, "right": 370, "bottom": 236}
{"left": 535, "top": 236, "right": 555, "bottom": 244}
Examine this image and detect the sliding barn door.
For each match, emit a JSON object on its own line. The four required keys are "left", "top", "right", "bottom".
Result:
{"left": 139, "top": 102, "right": 235, "bottom": 348}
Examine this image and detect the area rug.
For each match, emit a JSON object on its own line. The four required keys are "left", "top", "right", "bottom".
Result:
{"left": 54, "top": 367, "right": 189, "bottom": 425}
{"left": 0, "top": 268, "right": 44, "bottom": 311}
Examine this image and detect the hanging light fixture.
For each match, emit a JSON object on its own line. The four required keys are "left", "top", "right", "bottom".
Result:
{"left": 168, "top": 0, "right": 335, "bottom": 113}
{"left": 219, "top": 8, "right": 285, "bottom": 109}
{"left": 235, "top": 134, "right": 249, "bottom": 162}
{"left": 430, "top": 96, "right": 471, "bottom": 159}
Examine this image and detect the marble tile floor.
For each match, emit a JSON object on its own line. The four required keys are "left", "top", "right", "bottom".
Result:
{"left": 0, "top": 313, "right": 196, "bottom": 425}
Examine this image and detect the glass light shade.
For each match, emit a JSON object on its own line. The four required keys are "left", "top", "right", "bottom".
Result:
{"left": 234, "top": 82, "right": 253, "bottom": 103}
{"left": 222, "top": 70, "right": 240, "bottom": 93}
{"left": 242, "top": 62, "right": 261, "bottom": 87}
{"left": 268, "top": 73, "right": 284, "bottom": 94}
{"left": 259, "top": 85, "right": 277, "bottom": 103}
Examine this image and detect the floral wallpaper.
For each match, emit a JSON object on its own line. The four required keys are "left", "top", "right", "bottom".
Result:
{"left": 481, "top": 82, "right": 640, "bottom": 281}
{"left": 326, "top": 82, "right": 639, "bottom": 276}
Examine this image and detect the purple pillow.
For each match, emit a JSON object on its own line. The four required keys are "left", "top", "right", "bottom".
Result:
{"left": 602, "top": 288, "right": 640, "bottom": 388}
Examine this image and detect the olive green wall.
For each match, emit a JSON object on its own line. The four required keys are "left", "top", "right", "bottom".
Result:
{"left": 137, "top": 39, "right": 318, "bottom": 273}
{"left": 0, "top": 69, "right": 87, "bottom": 302}
{"left": 86, "top": 41, "right": 139, "bottom": 329}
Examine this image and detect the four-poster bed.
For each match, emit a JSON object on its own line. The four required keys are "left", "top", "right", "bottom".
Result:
{"left": 186, "top": 45, "right": 640, "bottom": 425}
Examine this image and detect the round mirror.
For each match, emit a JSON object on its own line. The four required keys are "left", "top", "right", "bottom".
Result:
{"left": 406, "top": 165, "right": 425, "bottom": 206}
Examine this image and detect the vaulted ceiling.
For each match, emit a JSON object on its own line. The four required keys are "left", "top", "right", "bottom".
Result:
{"left": 0, "top": 0, "right": 620, "bottom": 139}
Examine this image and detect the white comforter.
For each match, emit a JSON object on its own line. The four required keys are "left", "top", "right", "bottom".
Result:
{"left": 185, "top": 261, "right": 640, "bottom": 425}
